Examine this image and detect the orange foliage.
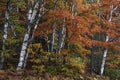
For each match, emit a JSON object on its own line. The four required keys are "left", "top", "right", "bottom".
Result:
{"left": 35, "top": 0, "right": 120, "bottom": 50}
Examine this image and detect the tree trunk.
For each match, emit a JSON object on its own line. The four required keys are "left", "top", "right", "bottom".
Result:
{"left": 56, "top": 19, "right": 66, "bottom": 53}
{"left": 100, "top": 36, "right": 109, "bottom": 75}
{"left": 0, "top": 0, "right": 10, "bottom": 69}
{"left": 49, "top": 0, "right": 57, "bottom": 53}
{"left": 100, "top": 5, "right": 117, "bottom": 75}
{"left": 17, "top": 0, "right": 40, "bottom": 70}
{"left": 50, "top": 29, "right": 56, "bottom": 52}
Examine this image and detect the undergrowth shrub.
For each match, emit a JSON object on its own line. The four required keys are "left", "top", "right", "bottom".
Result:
{"left": 27, "top": 43, "right": 88, "bottom": 79}
{"left": 105, "top": 54, "right": 120, "bottom": 80}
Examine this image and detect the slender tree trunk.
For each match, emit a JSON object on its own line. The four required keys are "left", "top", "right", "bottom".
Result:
{"left": 17, "top": 25, "right": 32, "bottom": 70}
{"left": 100, "top": 36, "right": 109, "bottom": 75}
{"left": 50, "top": 29, "right": 56, "bottom": 52}
{"left": 23, "top": 23, "right": 40, "bottom": 69}
{"left": 56, "top": 18, "right": 66, "bottom": 53}
{"left": 100, "top": 5, "right": 117, "bottom": 75}
{"left": 23, "top": 1, "right": 45, "bottom": 68}
{"left": 17, "top": 0, "right": 40, "bottom": 70}
{"left": 23, "top": 0, "right": 58, "bottom": 68}
{"left": 0, "top": 0, "right": 10, "bottom": 69}
{"left": 49, "top": 0, "right": 57, "bottom": 53}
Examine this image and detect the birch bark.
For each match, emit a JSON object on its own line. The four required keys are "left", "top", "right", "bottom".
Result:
{"left": 100, "top": 5, "right": 118, "bottom": 75}
{"left": 17, "top": 0, "right": 40, "bottom": 70}
{"left": 50, "top": 29, "right": 56, "bottom": 52}
{"left": 23, "top": 0, "right": 45, "bottom": 69}
{"left": 50, "top": 0, "right": 57, "bottom": 53}
{"left": 100, "top": 36, "right": 109, "bottom": 75}
{"left": 22, "top": 0, "right": 58, "bottom": 68}
{"left": 56, "top": 18, "right": 66, "bottom": 53}
{"left": 0, "top": 0, "right": 10, "bottom": 69}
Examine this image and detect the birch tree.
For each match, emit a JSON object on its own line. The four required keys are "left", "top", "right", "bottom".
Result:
{"left": 56, "top": 18, "right": 66, "bottom": 53}
{"left": 56, "top": 1, "right": 76, "bottom": 54}
{"left": 0, "top": 0, "right": 11, "bottom": 69}
{"left": 23, "top": 0, "right": 46, "bottom": 69}
{"left": 17, "top": 0, "right": 41, "bottom": 70}
{"left": 50, "top": 26, "right": 56, "bottom": 53}
{"left": 49, "top": 0, "right": 57, "bottom": 53}
{"left": 100, "top": 5, "right": 118, "bottom": 75}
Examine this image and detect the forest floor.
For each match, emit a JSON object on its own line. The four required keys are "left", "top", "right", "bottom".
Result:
{"left": 0, "top": 70, "right": 110, "bottom": 80}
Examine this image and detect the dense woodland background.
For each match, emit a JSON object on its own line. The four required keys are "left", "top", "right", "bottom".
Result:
{"left": 0, "top": 0, "right": 120, "bottom": 80}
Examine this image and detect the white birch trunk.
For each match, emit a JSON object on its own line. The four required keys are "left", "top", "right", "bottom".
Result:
{"left": 17, "top": 0, "right": 40, "bottom": 70}
{"left": 0, "top": 0, "right": 10, "bottom": 69}
{"left": 56, "top": 2, "right": 76, "bottom": 54}
{"left": 50, "top": 29, "right": 56, "bottom": 52}
{"left": 100, "top": 5, "right": 117, "bottom": 75}
{"left": 23, "top": 24, "right": 38, "bottom": 69}
{"left": 17, "top": 25, "right": 32, "bottom": 70}
{"left": 50, "top": 0, "right": 57, "bottom": 53}
{"left": 56, "top": 19, "right": 66, "bottom": 53}
{"left": 23, "top": 0, "right": 45, "bottom": 69}
{"left": 100, "top": 36, "right": 109, "bottom": 75}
